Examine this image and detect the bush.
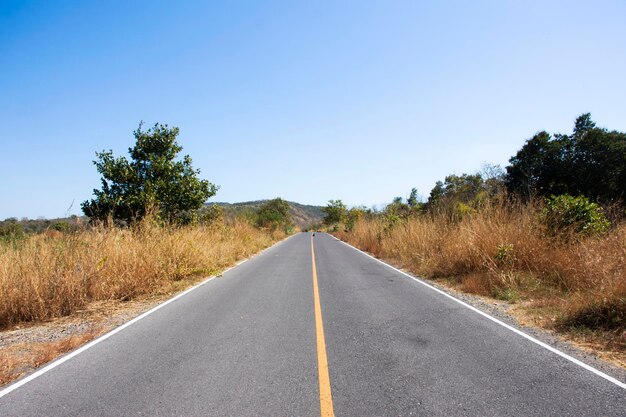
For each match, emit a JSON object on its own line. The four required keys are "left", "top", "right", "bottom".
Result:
{"left": 255, "top": 198, "right": 293, "bottom": 231}
{"left": 542, "top": 195, "right": 610, "bottom": 237}
{"left": 200, "top": 204, "right": 224, "bottom": 226}
{"left": 0, "top": 222, "right": 25, "bottom": 245}
{"left": 51, "top": 222, "right": 71, "bottom": 233}
{"left": 322, "top": 200, "right": 347, "bottom": 226}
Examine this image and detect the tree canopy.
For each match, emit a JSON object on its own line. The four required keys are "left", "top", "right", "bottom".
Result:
{"left": 255, "top": 198, "right": 293, "bottom": 230}
{"left": 505, "top": 113, "right": 626, "bottom": 202}
{"left": 322, "top": 200, "right": 347, "bottom": 225}
{"left": 82, "top": 123, "right": 218, "bottom": 224}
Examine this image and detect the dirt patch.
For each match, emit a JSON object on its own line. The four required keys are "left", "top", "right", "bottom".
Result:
{"left": 0, "top": 295, "right": 171, "bottom": 388}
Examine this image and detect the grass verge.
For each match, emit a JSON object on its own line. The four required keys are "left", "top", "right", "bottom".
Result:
{"left": 333, "top": 203, "right": 625, "bottom": 366}
{"left": 0, "top": 220, "right": 285, "bottom": 386}
{"left": 0, "top": 220, "right": 283, "bottom": 329}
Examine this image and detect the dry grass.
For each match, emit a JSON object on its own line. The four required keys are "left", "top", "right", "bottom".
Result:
{"left": 0, "top": 329, "right": 103, "bottom": 386}
{"left": 335, "top": 202, "right": 626, "bottom": 357}
{"left": 0, "top": 220, "right": 281, "bottom": 329}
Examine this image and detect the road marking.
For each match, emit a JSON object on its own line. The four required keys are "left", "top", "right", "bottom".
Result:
{"left": 0, "top": 235, "right": 294, "bottom": 399}
{"left": 330, "top": 234, "right": 626, "bottom": 390}
{"left": 311, "top": 235, "right": 336, "bottom": 417}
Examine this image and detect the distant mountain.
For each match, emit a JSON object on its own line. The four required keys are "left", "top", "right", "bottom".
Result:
{"left": 210, "top": 200, "right": 324, "bottom": 229}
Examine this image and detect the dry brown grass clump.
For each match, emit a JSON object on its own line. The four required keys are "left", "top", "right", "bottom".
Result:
{"left": 0, "top": 221, "right": 281, "bottom": 329}
{"left": 0, "top": 330, "right": 103, "bottom": 386}
{"left": 335, "top": 202, "right": 625, "bottom": 352}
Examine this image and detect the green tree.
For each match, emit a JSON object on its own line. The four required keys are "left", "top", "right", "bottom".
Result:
{"left": 505, "top": 131, "right": 573, "bottom": 199}
{"left": 255, "top": 198, "right": 293, "bottom": 230}
{"left": 322, "top": 199, "right": 347, "bottom": 225}
{"left": 425, "top": 173, "right": 491, "bottom": 221}
{"left": 82, "top": 123, "right": 218, "bottom": 224}
{"left": 345, "top": 206, "right": 369, "bottom": 231}
{"left": 426, "top": 174, "right": 485, "bottom": 208}
{"left": 506, "top": 114, "right": 626, "bottom": 202}
{"left": 386, "top": 196, "right": 410, "bottom": 217}
{"left": 407, "top": 188, "right": 419, "bottom": 207}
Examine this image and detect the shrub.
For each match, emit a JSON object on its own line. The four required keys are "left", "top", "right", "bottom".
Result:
{"left": 542, "top": 194, "right": 610, "bottom": 237}
{"left": 255, "top": 198, "right": 293, "bottom": 231}
{"left": 0, "top": 222, "right": 26, "bottom": 245}
{"left": 51, "top": 222, "right": 71, "bottom": 233}
{"left": 322, "top": 200, "right": 347, "bottom": 225}
{"left": 200, "top": 204, "right": 224, "bottom": 226}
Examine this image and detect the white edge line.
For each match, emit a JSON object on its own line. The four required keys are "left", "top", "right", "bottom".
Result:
{"left": 330, "top": 234, "right": 626, "bottom": 390}
{"left": 0, "top": 234, "right": 294, "bottom": 399}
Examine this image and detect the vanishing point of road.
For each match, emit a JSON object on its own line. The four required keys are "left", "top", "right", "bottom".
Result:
{"left": 0, "top": 232, "right": 624, "bottom": 416}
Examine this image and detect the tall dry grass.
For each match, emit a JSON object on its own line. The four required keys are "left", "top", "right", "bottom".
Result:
{"left": 0, "top": 221, "right": 281, "bottom": 329}
{"left": 335, "top": 202, "right": 625, "bottom": 338}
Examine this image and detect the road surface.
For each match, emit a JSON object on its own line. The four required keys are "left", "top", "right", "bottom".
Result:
{"left": 0, "top": 232, "right": 624, "bottom": 416}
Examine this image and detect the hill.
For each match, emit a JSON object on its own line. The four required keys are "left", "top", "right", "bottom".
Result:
{"left": 211, "top": 200, "right": 324, "bottom": 229}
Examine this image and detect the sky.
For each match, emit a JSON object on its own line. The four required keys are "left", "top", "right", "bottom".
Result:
{"left": 1, "top": 0, "right": 625, "bottom": 219}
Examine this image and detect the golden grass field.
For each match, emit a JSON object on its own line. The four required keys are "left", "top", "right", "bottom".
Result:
{"left": 334, "top": 202, "right": 625, "bottom": 364}
{"left": 0, "top": 220, "right": 282, "bottom": 330}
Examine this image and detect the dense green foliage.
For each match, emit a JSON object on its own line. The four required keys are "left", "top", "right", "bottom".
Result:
{"left": 407, "top": 188, "right": 419, "bottom": 208}
{"left": 322, "top": 200, "right": 347, "bottom": 225}
{"left": 505, "top": 114, "right": 626, "bottom": 202}
{"left": 82, "top": 123, "right": 217, "bottom": 224}
{"left": 345, "top": 206, "right": 370, "bottom": 231}
{"left": 255, "top": 198, "right": 293, "bottom": 231}
{"left": 0, "top": 220, "right": 26, "bottom": 244}
{"left": 427, "top": 174, "right": 485, "bottom": 208}
{"left": 424, "top": 173, "right": 500, "bottom": 221}
{"left": 542, "top": 194, "right": 610, "bottom": 237}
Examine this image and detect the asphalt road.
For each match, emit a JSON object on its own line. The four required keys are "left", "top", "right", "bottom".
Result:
{"left": 0, "top": 232, "right": 624, "bottom": 416}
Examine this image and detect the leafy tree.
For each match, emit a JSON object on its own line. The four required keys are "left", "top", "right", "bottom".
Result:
{"left": 255, "top": 198, "right": 292, "bottom": 230}
{"left": 322, "top": 199, "right": 347, "bottom": 225}
{"left": 82, "top": 123, "right": 218, "bottom": 224}
{"left": 505, "top": 131, "right": 570, "bottom": 199}
{"left": 345, "top": 206, "right": 369, "bottom": 231}
{"left": 571, "top": 128, "right": 626, "bottom": 201}
{"left": 385, "top": 196, "right": 410, "bottom": 217}
{"left": 425, "top": 173, "right": 493, "bottom": 221}
{"left": 506, "top": 114, "right": 626, "bottom": 202}
{"left": 407, "top": 188, "right": 419, "bottom": 208}
{"left": 573, "top": 113, "right": 596, "bottom": 139}
{"left": 427, "top": 174, "right": 485, "bottom": 208}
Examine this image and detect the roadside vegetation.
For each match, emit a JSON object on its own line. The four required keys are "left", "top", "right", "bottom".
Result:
{"left": 0, "top": 219, "right": 282, "bottom": 329}
{"left": 327, "top": 114, "right": 626, "bottom": 362}
{"left": 0, "top": 123, "right": 293, "bottom": 330}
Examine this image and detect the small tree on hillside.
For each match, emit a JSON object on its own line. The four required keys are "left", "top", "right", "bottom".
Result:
{"left": 255, "top": 198, "right": 293, "bottom": 230}
{"left": 82, "top": 123, "right": 218, "bottom": 224}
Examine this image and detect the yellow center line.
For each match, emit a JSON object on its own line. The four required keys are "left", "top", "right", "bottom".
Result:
{"left": 311, "top": 235, "right": 335, "bottom": 417}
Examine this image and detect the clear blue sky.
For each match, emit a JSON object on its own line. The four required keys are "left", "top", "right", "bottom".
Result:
{"left": 1, "top": 1, "right": 625, "bottom": 219}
